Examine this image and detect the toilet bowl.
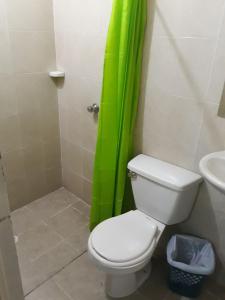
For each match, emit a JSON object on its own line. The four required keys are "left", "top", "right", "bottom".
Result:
{"left": 88, "top": 210, "right": 165, "bottom": 298}
{"left": 88, "top": 155, "right": 202, "bottom": 298}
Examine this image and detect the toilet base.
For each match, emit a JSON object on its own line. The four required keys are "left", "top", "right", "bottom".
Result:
{"left": 105, "top": 263, "right": 152, "bottom": 298}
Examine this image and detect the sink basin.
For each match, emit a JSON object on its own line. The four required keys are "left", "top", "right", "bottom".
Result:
{"left": 199, "top": 151, "right": 225, "bottom": 193}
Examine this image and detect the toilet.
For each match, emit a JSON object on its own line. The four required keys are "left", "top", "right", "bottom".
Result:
{"left": 88, "top": 154, "right": 202, "bottom": 298}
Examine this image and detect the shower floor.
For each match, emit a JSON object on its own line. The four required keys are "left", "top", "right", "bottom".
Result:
{"left": 11, "top": 188, "right": 225, "bottom": 300}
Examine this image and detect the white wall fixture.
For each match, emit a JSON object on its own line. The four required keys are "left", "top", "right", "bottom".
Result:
{"left": 48, "top": 71, "right": 65, "bottom": 78}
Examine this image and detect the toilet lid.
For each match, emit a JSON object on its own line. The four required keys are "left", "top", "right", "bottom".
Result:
{"left": 91, "top": 211, "right": 157, "bottom": 263}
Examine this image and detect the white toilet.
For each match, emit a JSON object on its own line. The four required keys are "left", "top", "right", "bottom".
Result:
{"left": 88, "top": 154, "right": 202, "bottom": 298}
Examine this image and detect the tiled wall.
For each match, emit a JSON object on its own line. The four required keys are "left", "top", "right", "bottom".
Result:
{"left": 0, "top": 0, "right": 61, "bottom": 210}
{"left": 53, "top": 0, "right": 112, "bottom": 204}
{"left": 135, "top": 0, "right": 225, "bottom": 284}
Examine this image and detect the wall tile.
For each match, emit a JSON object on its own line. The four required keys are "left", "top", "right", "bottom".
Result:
{"left": 53, "top": 0, "right": 112, "bottom": 36}
{"left": 62, "top": 168, "right": 84, "bottom": 200}
{"left": 137, "top": 85, "right": 203, "bottom": 170}
{"left": 82, "top": 178, "right": 92, "bottom": 205}
{"left": 6, "top": 0, "right": 54, "bottom": 31}
{"left": 83, "top": 149, "right": 94, "bottom": 181}
{"left": 1, "top": 149, "right": 26, "bottom": 182}
{"left": 7, "top": 176, "right": 30, "bottom": 210}
{"left": 39, "top": 103, "right": 59, "bottom": 143}
{"left": 45, "top": 167, "right": 62, "bottom": 192}
{"left": 0, "top": 30, "right": 12, "bottom": 74}
{"left": 61, "top": 139, "right": 83, "bottom": 176}
{"left": 0, "top": 75, "right": 18, "bottom": 119}
{"left": 0, "top": 0, "right": 7, "bottom": 30}
{"left": 206, "top": 18, "right": 225, "bottom": 103}
{"left": 148, "top": 36, "right": 216, "bottom": 101}
{"left": 53, "top": 0, "right": 110, "bottom": 200}
{"left": 10, "top": 31, "right": 56, "bottom": 73}
{"left": 153, "top": 0, "right": 225, "bottom": 38}
{"left": 15, "top": 73, "right": 57, "bottom": 115}
{"left": 0, "top": 114, "right": 23, "bottom": 153}
{"left": 19, "top": 111, "right": 42, "bottom": 147}
{"left": 1, "top": 1, "right": 61, "bottom": 210}
{"left": 81, "top": 114, "right": 98, "bottom": 152}
{"left": 42, "top": 138, "right": 61, "bottom": 170}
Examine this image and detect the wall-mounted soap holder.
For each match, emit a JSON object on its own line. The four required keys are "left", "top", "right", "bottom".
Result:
{"left": 48, "top": 71, "right": 65, "bottom": 78}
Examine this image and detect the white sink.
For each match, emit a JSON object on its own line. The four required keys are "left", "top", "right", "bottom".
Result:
{"left": 199, "top": 151, "right": 225, "bottom": 193}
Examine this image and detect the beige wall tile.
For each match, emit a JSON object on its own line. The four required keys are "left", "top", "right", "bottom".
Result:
{"left": 206, "top": 29, "right": 225, "bottom": 103}
{"left": 53, "top": 0, "right": 110, "bottom": 202}
{"left": 82, "top": 178, "right": 92, "bottom": 205}
{"left": 10, "top": 31, "right": 56, "bottom": 73}
{"left": 1, "top": 2, "right": 61, "bottom": 211}
{"left": 147, "top": 36, "right": 216, "bottom": 101}
{"left": 42, "top": 138, "right": 61, "bottom": 170}
{"left": 6, "top": 0, "right": 54, "bottom": 31}
{"left": 1, "top": 148, "right": 26, "bottom": 182}
{"left": 136, "top": 85, "right": 203, "bottom": 170}
{"left": 83, "top": 149, "right": 94, "bottom": 181}
{"left": 19, "top": 111, "right": 43, "bottom": 147}
{"left": 39, "top": 103, "right": 59, "bottom": 142}
{"left": 0, "top": 30, "right": 12, "bottom": 74}
{"left": 7, "top": 176, "right": 30, "bottom": 210}
{"left": 80, "top": 111, "right": 98, "bottom": 152}
{"left": 0, "top": 75, "right": 18, "bottom": 119}
{"left": 61, "top": 139, "right": 83, "bottom": 175}
{"left": 153, "top": 0, "right": 225, "bottom": 38}
{"left": 15, "top": 73, "right": 57, "bottom": 115}
{"left": 62, "top": 168, "right": 84, "bottom": 200}
{"left": 45, "top": 167, "right": 62, "bottom": 192}
{"left": 0, "top": 0, "right": 7, "bottom": 30}
{"left": 0, "top": 114, "right": 23, "bottom": 153}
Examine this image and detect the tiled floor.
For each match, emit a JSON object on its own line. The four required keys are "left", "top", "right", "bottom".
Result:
{"left": 11, "top": 188, "right": 225, "bottom": 300}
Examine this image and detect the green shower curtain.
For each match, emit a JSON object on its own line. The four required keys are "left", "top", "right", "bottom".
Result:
{"left": 90, "top": 0, "right": 147, "bottom": 230}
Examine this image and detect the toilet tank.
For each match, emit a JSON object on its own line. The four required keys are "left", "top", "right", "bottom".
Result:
{"left": 128, "top": 155, "right": 202, "bottom": 225}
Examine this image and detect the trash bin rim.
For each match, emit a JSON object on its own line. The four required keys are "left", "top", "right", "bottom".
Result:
{"left": 167, "top": 234, "right": 215, "bottom": 276}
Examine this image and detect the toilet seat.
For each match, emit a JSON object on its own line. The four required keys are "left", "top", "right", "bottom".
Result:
{"left": 89, "top": 210, "right": 158, "bottom": 270}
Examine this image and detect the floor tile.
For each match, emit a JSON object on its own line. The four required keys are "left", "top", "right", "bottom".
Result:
{"left": 105, "top": 291, "right": 148, "bottom": 300}
{"left": 54, "top": 253, "right": 105, "bottom": 300}
{"left": 16, "top": 222, "right": 62, "bottom": 261}
{"left": 25, "top": 279, "right": 72, "bottom": 300}
{"left": 63, "top": 188, "right": 81, "bottom": 206}
{"left": 164, "top": 290, "right": 220, "bottom": 300}
{"left": 47, "top": 206, "right": 88, "bottom": 238}
{"left": 72, "top": 199, "right": 90, "bottom": 218}
{"left": 206, "top": 279, "right": 225, "bottom": 300}
{"left": 11, "top": 206, "right": 41, "bottom": 235}
{"left": 20, "top": 241, "right": 78, "bottom": 295}
{"left": 138, "top": 258, "right": 169, "bottom": 299}
{"left": 65, "top": 224, "right": 90, "bottom": 255}
{"left": 26, "top": 188, "right": 71, "bottom": 221}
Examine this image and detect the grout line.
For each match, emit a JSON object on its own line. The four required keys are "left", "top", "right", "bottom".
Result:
{"left": 24, "top": 250, "right": 87, "bottom": 298}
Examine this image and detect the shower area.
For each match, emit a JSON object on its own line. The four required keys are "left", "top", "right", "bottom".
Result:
{"left": 0, "top": 0, "right": 112, "bottom": 298}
